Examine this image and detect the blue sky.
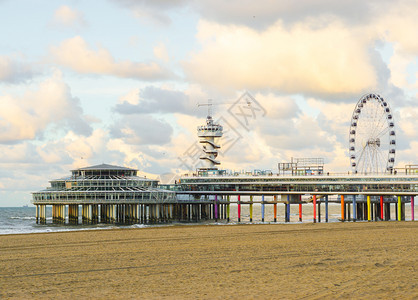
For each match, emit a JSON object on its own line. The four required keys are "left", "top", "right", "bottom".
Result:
{"left": 0, "top": 0, "right": 417, "bottom": 206}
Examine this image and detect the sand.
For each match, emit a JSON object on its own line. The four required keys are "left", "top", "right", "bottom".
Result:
{"left": 0, "top": 222, "right": 417, "bottom": 299}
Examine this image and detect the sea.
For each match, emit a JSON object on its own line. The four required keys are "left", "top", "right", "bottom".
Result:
{"left": 1, "top": 204, "right": 414, "bottom": 235}
{"left": 0, "top": 204, "right": 341, "bottom": 235}
{"left": 0, "top": 207, "right": 145, "bottom": 235}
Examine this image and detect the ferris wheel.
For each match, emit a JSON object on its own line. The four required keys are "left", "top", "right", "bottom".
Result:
{"left": 349, "top": 93, "right": 396, "bottom": 174}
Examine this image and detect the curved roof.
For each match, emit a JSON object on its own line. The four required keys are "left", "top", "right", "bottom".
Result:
{"left": 72, "top": 163, "right": 137, "bottom": 171}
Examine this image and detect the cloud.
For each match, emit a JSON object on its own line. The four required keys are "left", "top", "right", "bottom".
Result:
{"left": 50, "top": 36, "right": 174, "bottom": 80}
{"left": 255, "top": 93, "right": 300, "bottom": 119}
{"left": 193, "top": 0, "right": 378, "bottom": 29}
{"left": 0, "top": 56, "right": 37, "bottom": 83}
{"left": 114, "top": 86, "right": 196, "bottom": 115}
{"left": 51, "top": 5, "right": 87, "bottom": 28}
{"left": 183, "top": 20, "right": 377, "bottom": 97}
{"left": 111, "top": 0, "right": 393, "bottom": 29}
{"left": 110, "top": 114, "right": 173, "bottom": 146}
{"left": 111, "top": 0, "right": 188, "bottom": 25}
{"left": 0, "top": 71, "right": 92, "bottom": 143}
{"left": 153, "top": 43, "right": 169, "bottom": 62}
{"left": 374, "top": 1, "right": 418, "bottom": 56}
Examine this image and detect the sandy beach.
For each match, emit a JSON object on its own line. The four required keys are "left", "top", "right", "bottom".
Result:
{"left": 1, "top": 222, "right": 417, "bottom": 299}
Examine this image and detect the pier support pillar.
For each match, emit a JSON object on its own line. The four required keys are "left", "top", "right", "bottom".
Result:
{"left": 284, "top": 203, "right": 288, "bottom": 223}
{"left": 313, "top": 195, "right": 317, "bottom": 223}
{"left": 273, "top": 195, "right": 277, "bottom": 222}
{"left": 39, "top": 205, "right": 46, "bottom": 224}
{"left": 285, "top": 195, "right": 290, "bottom": 222}
{"left": 74, "top": 204, "right": 79, "bottom": 224}
{"left": 249, "top": 195, "right": 253, "bottom": 222}
{"left": 261, "top": 195, "right": 265, "bottom": 222}
{"left": 227, "top": 195, "right": 230, "bottom": 222}
{"left": 398, "top": 196, "right": 402, "bottom": 221}
{"left": 238, "top": 195, "right": 241, "bottom": 223}
{"left": 214, "top": 195, "right": 218, "bottom": 222}
{"left": 347, "top": 202, "right": 351, "bottom": 221}
{"left": 352, "top": 195, "right": 357, "bottom": 221}
{"left": 325, "top": 195, "right": 329, "bottom": 223}
{"left": 384, "top": 203, "right": 390, "bottom": 221}
{"left": 110, "top": 205, "right": 114, "bottom": 223}
{"left": 412, "top": 196, "right": 415, "bottom": 221}
{"left": 318, "top": 200, "right": 321, "bottom": 223}
{"left": 340, "top": 195, "right": 345, "bottom": 221}
{"left": 367, "top": 195, "right": 371, "bottom": 222}
{"left": 299, "top": 195, "right": 302, "bottom": 222}
{"left": 380, "top": 196, "right": 384, "bottom": 221}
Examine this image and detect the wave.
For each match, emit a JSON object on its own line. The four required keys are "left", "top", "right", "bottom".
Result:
{"left": 10, "top": 216, "right": 37, "bottom": 220}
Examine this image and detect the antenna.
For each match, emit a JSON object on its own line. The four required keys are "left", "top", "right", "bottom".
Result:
{"left": 198, "top": 99, "right": 213, "bottom": 117}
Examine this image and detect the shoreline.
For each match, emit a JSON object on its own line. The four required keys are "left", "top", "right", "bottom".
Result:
{"left": 1, "top": 222, "right": 417, "bottom": 298}
{"left": 0, "top": 217, "right": 416, "bottom": 236}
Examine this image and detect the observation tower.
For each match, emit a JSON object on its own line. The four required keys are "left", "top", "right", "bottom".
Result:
{"left": 197, "top": 110, "right": 223, "bottom": 170}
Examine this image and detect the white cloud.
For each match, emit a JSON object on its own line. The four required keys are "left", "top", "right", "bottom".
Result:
{"left": 110, "top": 114, "right": 173, "bottom": 146}
{"left": 153, "top": 43, "right": 169, "bottom": 62}
{"left": 118, "top": 88, "right": 140, "bottom": 104}
{"left": 52, "top": 5, "right": 87, "bottom": 28}
{"left": 114, "top": 86, "right": 196, "bottom": 115}
{"left": 375, "top": 1, "right": 418, "bottom": 56}
{"left": 50, "top": 36, "right": 174, "bottom": 80}
{"left": 112, "top": 0, "right": 188, "bottom": 25}
{"left": 255, "top": 93, "right": 300, "bottom": 119}
{"left": 111, "top": 0, "right": 390, "bottom": 29}
{"left": 184, "top": 20, "right": 377, "bottom": 97}
{"left": 0, "top": 55, "right": 37, "bottom": 83}
{"left": 0, "top": 71, "right": 92, "bottom": 143}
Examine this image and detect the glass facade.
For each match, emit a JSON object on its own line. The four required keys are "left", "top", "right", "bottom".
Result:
{"left": 32, "top": 164, "right": 176, "bottom": 204}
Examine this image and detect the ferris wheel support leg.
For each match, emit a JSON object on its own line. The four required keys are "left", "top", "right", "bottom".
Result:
{"left": 367, "top": 195, "right": 371, "bottom": 222}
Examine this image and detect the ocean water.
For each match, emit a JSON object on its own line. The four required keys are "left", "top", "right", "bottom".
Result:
{"left": 1, "top": 203, "right": 414, "bottom": 235}
{"left": 0, "top": 207, "right": 146, "bottom": 235}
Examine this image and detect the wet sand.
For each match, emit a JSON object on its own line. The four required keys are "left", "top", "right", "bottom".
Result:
{"left": 1, "top": 222, "right": 417, "bottom": 299}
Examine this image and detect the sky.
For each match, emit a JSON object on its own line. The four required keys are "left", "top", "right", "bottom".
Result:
{"left": 0, "top": 0, "right": 417, "bottom": 206}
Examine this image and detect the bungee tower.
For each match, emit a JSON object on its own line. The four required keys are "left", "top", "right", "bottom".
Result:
{"left": 197, "top": 114, "right": 223, "bottom": 170}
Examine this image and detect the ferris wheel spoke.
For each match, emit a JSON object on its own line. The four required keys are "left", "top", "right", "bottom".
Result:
{"left": 356, "top": 145, "right": 368, "bottom": 171}
{"left": 371, "top": 105, "right": 386, "bottom": 137}
{"left": 376, "top": 149, "right": 387, "bottom": 172}
{"left": 372, "top": 112, "right": 388, "bottom": 137}
{"left": 375, "top": 127, "right": 390, "bottom": 139}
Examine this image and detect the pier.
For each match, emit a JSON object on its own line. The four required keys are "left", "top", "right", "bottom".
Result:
{"left": 33, "top": 164, "right": 416, "bottom": 225}
{"left": 32, "top": 103, "right": 417, "bottom": 225}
